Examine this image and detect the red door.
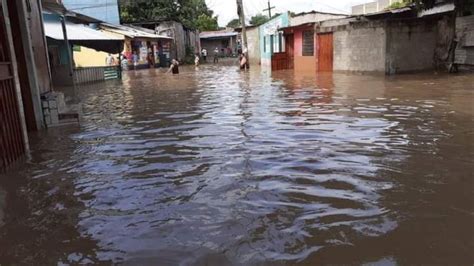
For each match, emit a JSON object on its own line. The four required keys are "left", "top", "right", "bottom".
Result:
{"left": 318, "top": 33, "right": 333, "bottom": 72}
{"left": 0, "top": 3, "right": 26, "bottom": 171}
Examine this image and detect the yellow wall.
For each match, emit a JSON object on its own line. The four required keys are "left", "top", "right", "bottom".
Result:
{"left": 74, "top": 46, "right": 118, "bottom": 67}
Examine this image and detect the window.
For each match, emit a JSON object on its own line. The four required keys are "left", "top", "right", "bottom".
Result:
{"left": 302, "top": 30, "right": 314, "bottom": 56}
{"left": 278, "top": 33, "right": 282, "bottom": 53}
{"left": 263, "top": 36, "right": 266, "bottom": 53}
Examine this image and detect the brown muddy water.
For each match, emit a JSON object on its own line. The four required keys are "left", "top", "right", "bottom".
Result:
{"left": 0, "top": 65, "right": 473, "bottom": 265}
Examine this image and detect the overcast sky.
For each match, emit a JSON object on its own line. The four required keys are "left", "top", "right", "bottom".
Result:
{"left": 206, "top": 0, "right": 372, "bottom": 26}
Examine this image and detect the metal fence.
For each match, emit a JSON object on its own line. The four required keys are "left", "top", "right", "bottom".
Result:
{"left": 73, "top": 66, "right": 121, "bottom": 85}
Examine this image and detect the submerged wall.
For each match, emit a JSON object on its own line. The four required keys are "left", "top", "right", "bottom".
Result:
{"left": 294, "top": 27, "right": 317, "bottom": 73}
{"left": 386, "top": 19, "right": 438, "bottom": 74}
{"left": 455, "top": 15, "right": 474, "bottom": 68}
{"left": 246, "top": 27, "right": 261, "bottom": 65}
{"left": 332, "top": 22, "right": 387, "bottom": 72}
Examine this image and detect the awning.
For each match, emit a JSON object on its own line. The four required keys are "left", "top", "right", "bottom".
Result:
{"left": 44, "top": 20, "right": 124, "bottom": 54}
{"left": 200, "top": 31, "right": 238, "bottom": 39}
{"left": 101, "top": 23, "right": 173, "bottom": 40}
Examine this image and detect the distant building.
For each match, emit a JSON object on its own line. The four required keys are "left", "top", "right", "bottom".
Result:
{"left": 200, "top": 30, "right": 238, "bottom": 57}
{"left": 267, "top": 4, "right": 459, "bottom": 75}
{"left": 352, "top": 0, "right": 403, "bottom": 15}
{"left": 134, "top": 21, "right": 201, "bottom": 62}
{"left": 62, "top": 0, "right": 120, "bottom": 24}
{"left": 235, "top": 26, "right": 260, "bottom": 65}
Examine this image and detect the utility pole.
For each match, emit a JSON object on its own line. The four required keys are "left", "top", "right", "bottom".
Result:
{"left": 263, "top": 0, "right": 275, "bottom": 18}
{"left": 237, "top": 0, "right": 248, "bottom": 62}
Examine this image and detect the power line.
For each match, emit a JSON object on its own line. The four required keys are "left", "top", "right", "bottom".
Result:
{"left": 262, "top": 0, "right": 275, "bottom": 18}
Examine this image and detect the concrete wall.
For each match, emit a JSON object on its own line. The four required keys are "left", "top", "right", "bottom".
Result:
{"left": 290, "top": 12, "right": 347, "bottom": 26}
{"left": 386, "top": 20, "right": 438, "bottom": 74}
{"left": 365, "top": 2, "right": 378, "bottom": 14}
{"left": 351, "top": 0, "right": 403, "bottom": 15}
{"left": 246, "top": 27, "right": 260, "bottom": 65}
{"left": 332, "top": 23, "right": 387, "bottom": 72}
{"left": 74, "top": 47, "right": 112, "bottom": 67}
{"left": 455, "top": 15, "right": 474, "bottom": 67}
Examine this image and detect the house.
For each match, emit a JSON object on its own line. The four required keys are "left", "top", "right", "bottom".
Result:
{"left": 259, "top": 12, "right": 291, "bottom": 67}
{"left": 269, "top": 4, "right": 457, "bottom": 75}
{"left": 99, "top": 24, "right": 173, "bottom": 68}
{"left": 1, "top": 0, "right": 54, "bottom": 170}
{"left": 317, "top": 5, "right": 456, "bottom": 74}
{"left": 235, "top": 25, "right": 260, "bottom": 65}
{"left": 275, "top": 11, "right": 348, "bottom": 72}
{"left": 42, "top": 12, "right": 124, "bottom": 86}
{"left": 200, "top": 30, "right": 239, "bottom": 58}
{"left": 135, "top": 21, "right": 201, "bottom": 62}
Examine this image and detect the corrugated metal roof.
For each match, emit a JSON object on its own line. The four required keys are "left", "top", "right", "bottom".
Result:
{"left": 100, "top": 23, "right": 173, "bottom": 39}
{"left": 200, "top": 31, "right": 238, "bottom": 39}
{"left": 44, "top": 20, "right": 124, "bottom": 41}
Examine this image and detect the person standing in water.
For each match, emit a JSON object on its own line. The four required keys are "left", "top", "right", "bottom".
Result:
{"left": 213, "top": 47, "right": 219, "bottom": 63}
{"left": 132, "top": 51, "right": 139, "bottom": 70}
{"left": 106, "top": 53, "right": 114, "bottom": 66}
{"left": 167, "top": 59, "right": 179, "bottom": 74}
{"left": 239, "top": 53, "right": 249, "bottom": 71}
{"left": 195, "top": 53, "right": 200, "bottom": 67}
{"left": 201, "top": 48, "right": 207, "bottom": 62}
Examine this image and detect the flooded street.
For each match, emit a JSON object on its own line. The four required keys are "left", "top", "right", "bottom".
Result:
{"left": 0, "top": 65, "right": 473, "bottom": 265}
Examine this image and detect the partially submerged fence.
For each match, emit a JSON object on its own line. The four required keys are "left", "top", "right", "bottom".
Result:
{"left": 73, "top": 66, "right": 121, "bottom": 85}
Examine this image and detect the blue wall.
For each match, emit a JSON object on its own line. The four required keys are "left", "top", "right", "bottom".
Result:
{"left": 62, "top": 0, "right": 120, "bottom": 24}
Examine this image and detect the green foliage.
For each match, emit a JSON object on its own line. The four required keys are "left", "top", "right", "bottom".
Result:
{"left": 196, "top": 14, "right": 218, "bottom": 31}
{"left": 120, "top": 0, "right": 218, "bottom": 29}
{"left": 249, "top": 14, "right": 269, "bottom": 26}
{"left": 403, "top": 0, "right": 471, "bottom": 15}
{"left": 387, "top": 0, "right": 410, "bottom": 9}
{"left": 226, "top": 18, "right": 241, "bottom": 28}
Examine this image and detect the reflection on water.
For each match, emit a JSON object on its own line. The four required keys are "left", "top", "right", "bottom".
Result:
{"left": 0, "top": 66, "right": 473, "bottom": 265}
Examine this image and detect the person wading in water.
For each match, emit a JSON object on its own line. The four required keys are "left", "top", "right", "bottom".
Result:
{"left": 167, "top": 59, "right": 180, "bottom": 74}
{"left": 239, "top": 53, "right": 249, "bottom": 71}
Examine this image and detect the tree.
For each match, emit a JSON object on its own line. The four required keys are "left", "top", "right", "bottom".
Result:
{"left": 412, "top": 0, "right": 471, "bottom": 15}
{"left": 196, "top": 14, "right": 219, "bottom": 31}
{"left": 227, "top": 18, "right": 241, "bottom": 28}
{"left": 120, "top": 0, "right": 219, "bottom": 29}
{"left": 249, "top": 14, "right": 269, "bottom": 26}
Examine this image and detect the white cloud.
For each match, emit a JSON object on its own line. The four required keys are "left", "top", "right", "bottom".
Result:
{"left": 206, "top": 0, "right": 372, "bottom": 26}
